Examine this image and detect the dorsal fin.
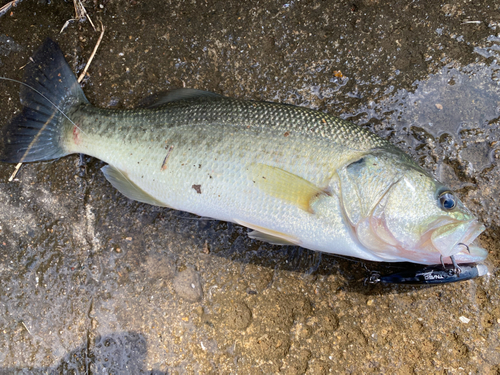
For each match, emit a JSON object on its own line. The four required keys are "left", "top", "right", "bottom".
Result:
{"left": 144, "top": 88, "right": 223, "bottom": 108}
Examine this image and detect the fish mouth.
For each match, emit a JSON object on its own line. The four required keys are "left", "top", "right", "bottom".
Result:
{"left": 356, "top": 214, "right": 487, "bottom": 265}
{"left": 426, "top": 218, "right": 487, "bottom": 264}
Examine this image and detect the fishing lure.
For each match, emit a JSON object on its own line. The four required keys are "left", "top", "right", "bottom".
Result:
{"left": 366, "top": 263, "right": 489, "bottom": 285}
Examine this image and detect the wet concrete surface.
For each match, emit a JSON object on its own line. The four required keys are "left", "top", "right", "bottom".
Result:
{"left": 0, "top": 0, "right": 499, "bottom": 373}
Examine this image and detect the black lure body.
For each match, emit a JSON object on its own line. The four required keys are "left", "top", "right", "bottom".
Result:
{"left": 367, "top": 263, "right": 488, "bottom": 285}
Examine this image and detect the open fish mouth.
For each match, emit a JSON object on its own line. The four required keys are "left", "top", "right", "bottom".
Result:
{"left": 428, "top": 218, "right": 487, "bottom": 264}
{"left": 449, "top": 242, "right": 488, "bottom": 264}
{"left": 357, "top": 213, "right": 487, "bottom": 265}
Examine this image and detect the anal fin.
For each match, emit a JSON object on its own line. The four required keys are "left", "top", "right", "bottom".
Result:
{"left": 235, "top": 219, "right": 300, "bottom": 246}
{"left": 102, "top": 165, "right": 171, "bottom": 207}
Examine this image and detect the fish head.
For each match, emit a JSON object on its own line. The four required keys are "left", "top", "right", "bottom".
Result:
{"left": 339, "top": 153, "right": 487, "bottom": 264}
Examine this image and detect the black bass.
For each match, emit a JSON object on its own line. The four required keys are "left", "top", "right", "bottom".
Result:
{"left": 0, "top": 39, "right": 487, "bottom": 265}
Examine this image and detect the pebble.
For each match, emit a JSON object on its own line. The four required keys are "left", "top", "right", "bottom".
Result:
{"left": 459, "top": 316, "right": 470, "bottom": 324}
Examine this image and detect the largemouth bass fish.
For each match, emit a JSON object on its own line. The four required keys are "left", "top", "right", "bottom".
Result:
{"left": 0, "top": 39, "right": 487, "bottom": 265}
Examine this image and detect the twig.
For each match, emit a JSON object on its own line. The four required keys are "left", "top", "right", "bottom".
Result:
{"left": 0, "top": 0, "right": 21, "bottom": 18}
{"left": 18, "top": 57, "right": 34, "bottom": 70}
{"left": 8, "top": 163, "right": 22, "bottom": 181}
{"left": 73, "top": 0, "right": 84, "bottom": 19}
{"left": 61, "top": 0, "right": 96, "bottom": 33}
{"left": 20, "top": 320, "right": 31, "bottom": 335}
{"left": 60, "top": 20, "right": 72, "bottom": 34}
{"left": 78, "top": 0, "right": 96, "bottom": 31}
{"left": 77, "top": 21, "right": 105, "bottom": 83}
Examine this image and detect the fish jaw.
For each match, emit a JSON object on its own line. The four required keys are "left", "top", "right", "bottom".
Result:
{"left": 450, "top": 243, "right": 488, "bottom": 264}
{"left": 410, "top": 218, "right": 487, "bottom": 264}
{"left": 429, "top": 219, "right": 487, "bottom": 261}
{"left": 353, "top": 213, "right": 487, "bottom": 265}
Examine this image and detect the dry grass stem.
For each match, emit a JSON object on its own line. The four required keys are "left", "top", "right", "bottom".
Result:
{"left": 77, "top": 21, "right": 105, "bottom": 83}
{"left": 20, "top": 321, "right": 31, "bottom": 335}
{"left": 8, "top": 162, "right": 22, "bottom": 182}
{"left": 61, "top": 0, "right": 96, "bottom": 33}
{"left": 0, "top": 0, "right": 21, "bottom": 18}
{"left": 77, "top": 0, "right": 96, "bottom": 30}
{"left": 73, "top": 0, "right": 85, "bottom": 20}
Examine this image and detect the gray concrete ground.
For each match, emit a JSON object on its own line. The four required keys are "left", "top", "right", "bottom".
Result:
{"left": 0, "top": 0, "right": 499, "bottom": 373}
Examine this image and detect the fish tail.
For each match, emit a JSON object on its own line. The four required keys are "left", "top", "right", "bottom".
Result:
{"left": 0, "top": 38, "right": 88, "bottom": 163}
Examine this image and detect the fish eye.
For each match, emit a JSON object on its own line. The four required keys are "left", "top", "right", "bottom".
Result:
{"left": 438, "top": 191, "right": 456, "bottom": 211}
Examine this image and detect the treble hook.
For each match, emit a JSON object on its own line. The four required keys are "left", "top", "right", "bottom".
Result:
{"left": 458, "top": 242, "right": 470, "bottom": 254}
{"left": 364, "top": 272, "right": 381, "bottom": 285}
{"left": 439, "top": 243, "right": 471, "bottom": 275}
{"left": 440, "top": 254, "right": 462, "bottom": 275}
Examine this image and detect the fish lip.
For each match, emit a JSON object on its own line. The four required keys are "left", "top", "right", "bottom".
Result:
{"left": 454, "top": 220, "right": 485, "bottom": 251}
{"left": 429, "top": 218, "right": 487, "bottom": 261}
{"left": 451, "top": 243, "right": 488, "bottom": 263}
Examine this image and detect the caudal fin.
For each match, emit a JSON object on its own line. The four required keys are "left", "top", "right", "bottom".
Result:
{"left": 0, "top": 38, "right": 88, "bottom": 163}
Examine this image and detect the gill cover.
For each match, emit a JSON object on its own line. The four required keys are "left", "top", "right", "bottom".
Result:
{"left": 338, "top": 152, "right": 402, "bottom": 227}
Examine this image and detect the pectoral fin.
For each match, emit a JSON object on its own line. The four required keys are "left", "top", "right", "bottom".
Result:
{"left": 235, "top": 219, "right": 300, "bottom": 246}
{"left": 249, "top": 163, "right": 327, "bottom": 213}
{"left": 102, "top": 165, "right": 171, "bottom": 207}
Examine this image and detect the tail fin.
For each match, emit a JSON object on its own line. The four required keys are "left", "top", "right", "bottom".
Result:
{"left": 0, "top": 38, "right": 88, "bottom": 163}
